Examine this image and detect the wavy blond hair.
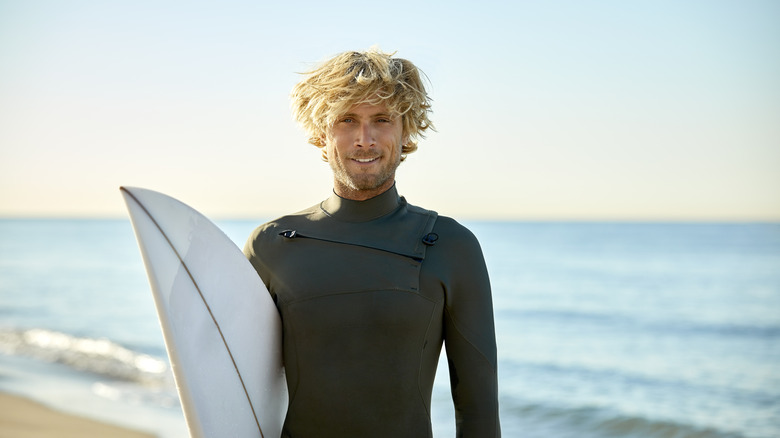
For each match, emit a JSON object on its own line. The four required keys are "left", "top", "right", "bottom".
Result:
{"left": 291, "top": 48, "right": 434, "bottom": 161}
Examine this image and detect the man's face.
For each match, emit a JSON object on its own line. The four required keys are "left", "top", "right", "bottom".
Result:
{"left": 324, "top": 102, "right": 406, "bottom": 200}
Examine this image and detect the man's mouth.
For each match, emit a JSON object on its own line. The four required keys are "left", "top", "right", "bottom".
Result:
{"left": 352, "top": 157, "right": 379, "bottom": 163}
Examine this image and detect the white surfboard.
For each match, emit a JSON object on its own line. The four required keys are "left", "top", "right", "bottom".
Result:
{"left": 120, "top": 186, "right": 286, "bottom": 438}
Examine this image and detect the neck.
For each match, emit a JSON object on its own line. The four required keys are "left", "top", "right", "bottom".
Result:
{"left": 333, "top": 178, "right": 396, "bottom": 201}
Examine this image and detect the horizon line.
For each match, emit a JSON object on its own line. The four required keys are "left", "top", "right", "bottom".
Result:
{"left": 1, "top": 214, "right": 778, "bottom": 224}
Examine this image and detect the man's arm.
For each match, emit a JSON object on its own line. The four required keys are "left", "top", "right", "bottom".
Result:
{"left": 438, "top": 219, "right": 501, "bottom": 437}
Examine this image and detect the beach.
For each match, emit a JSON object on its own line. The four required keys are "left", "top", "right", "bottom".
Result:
{"left": 0, "top": 391, "right": 154, "bottom": 438}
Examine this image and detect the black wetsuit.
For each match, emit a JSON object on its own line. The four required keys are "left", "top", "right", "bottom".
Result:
{"left": 244, "top": 186, "right": 500, "bottom": 438}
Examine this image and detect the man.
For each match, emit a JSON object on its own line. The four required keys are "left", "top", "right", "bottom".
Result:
{"left": 244, "top": 49, "right": 500, "bottom": 438}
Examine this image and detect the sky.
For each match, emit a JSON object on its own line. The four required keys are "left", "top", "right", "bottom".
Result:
{"left": 1, "top": 0, "right": 778, "bottom": 220}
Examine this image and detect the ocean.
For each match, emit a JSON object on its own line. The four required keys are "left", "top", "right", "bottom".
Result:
{"left": 1, "top": 218, "right": 778, "bottom": 437}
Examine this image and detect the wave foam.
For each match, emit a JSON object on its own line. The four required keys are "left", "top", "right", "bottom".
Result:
{"left": 0, "top": 328, "right": 172, "bottom": 388}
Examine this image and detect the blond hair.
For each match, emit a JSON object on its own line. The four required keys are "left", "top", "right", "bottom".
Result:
{"left": 291, "top": 48, "right": 434, "bottom": 161}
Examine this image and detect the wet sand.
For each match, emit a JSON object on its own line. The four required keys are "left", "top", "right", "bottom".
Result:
{"left": 0, "top": 391, "right": 156, "bottom": 438}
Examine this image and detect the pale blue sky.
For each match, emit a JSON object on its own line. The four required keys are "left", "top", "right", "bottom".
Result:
{"left": 1, "top": 0, "right": 778, "bottom": 219}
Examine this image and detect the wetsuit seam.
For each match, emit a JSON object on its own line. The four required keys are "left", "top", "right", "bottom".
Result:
{"left": 284, "top": 312, "right": 300, "bottom": 417}
{"left": 416, "top": 297, "right": 437, "bottom": 429}
{"left": 444, "top": 306, "right": 497, "bottom": 370}
{"left": 410, "top": 209, "right": 438, "bottom": 255}
{"left": 285, "top": 288, "right": 437, "bottom": 306}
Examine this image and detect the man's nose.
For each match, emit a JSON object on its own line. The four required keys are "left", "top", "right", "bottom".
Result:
{"left": 356, "top": 123, "right": 375, "bottom": 147}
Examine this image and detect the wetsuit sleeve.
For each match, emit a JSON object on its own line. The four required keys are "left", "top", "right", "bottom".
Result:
{"left": 242, "top": 225, "right": 275, "bottom": 299}
{"left": 440, "top": 221, "right": 501, "bottom": 437}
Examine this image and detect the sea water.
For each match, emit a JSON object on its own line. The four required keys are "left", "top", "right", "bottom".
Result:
{"left": 1, "top": 219, "right": 778, "bottom": 437}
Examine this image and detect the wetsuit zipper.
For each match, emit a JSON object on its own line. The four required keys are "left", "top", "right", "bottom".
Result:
{"left": 279, "top": 229, "right": 430, "bottom": 262}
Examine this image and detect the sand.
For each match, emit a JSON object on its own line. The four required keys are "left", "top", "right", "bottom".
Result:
{"left": 0, "top": 392, "right": 156, "bottom": 438}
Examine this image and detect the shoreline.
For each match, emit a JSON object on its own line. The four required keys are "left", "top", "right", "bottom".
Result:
{"left": 0, "top": 390, "right": 157, "bottom": 438}
{"left": 0, "top": 352, "right": 188, "bottom": 438}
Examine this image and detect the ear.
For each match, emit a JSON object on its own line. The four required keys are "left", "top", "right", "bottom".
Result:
{"left": 319, "top": 136, "right": 329, "bottom": 162}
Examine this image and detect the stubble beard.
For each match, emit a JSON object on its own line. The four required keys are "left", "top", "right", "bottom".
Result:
{"left": 330, "top": 153, "right": 401, "bottom": 194}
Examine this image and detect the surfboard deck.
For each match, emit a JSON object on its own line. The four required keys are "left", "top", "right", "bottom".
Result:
{"left": 121, "top": 186, "right": 286, "bottom": 438}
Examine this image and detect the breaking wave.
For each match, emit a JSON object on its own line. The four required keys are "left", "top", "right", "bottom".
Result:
{"left": 0, "top": 327, "right": 173, "bottom": 388}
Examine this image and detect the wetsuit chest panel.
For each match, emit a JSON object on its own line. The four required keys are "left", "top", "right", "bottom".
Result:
{"left": 269, "top": 236, "right": 424, "bottom": 303}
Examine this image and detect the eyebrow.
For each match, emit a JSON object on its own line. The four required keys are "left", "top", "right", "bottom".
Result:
{"left": 341, "top": 112, "right": 393, "bottom": 119}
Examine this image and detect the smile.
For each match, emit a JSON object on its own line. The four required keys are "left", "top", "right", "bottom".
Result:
{"left": 352, "top": 157, "right": 379, "bottom": 163}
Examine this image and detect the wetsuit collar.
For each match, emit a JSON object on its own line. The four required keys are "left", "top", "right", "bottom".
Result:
{"left": 320, "top": 184, "right": 401, "bottom": 222}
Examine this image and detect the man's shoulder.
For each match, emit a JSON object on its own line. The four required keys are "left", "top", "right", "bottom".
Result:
{"left": 403, "top": 199, "right": 475, "bottom": 240}
{"left": 412, "top": 206, "right": 464, "bottom": 233}
{"left": 428, "top": 214, "right": 483, "bottom": 252}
